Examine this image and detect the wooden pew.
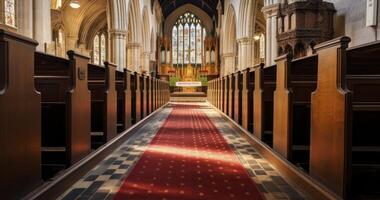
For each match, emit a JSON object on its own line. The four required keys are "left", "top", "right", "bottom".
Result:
{"left": 311, "top": 37, "right": 380, "bottom": 198}
{"left": 116, "top": 70, "right": 125, "bottom": 133}
{"left": 116, "top": 69, "right": 133, "bottom": 132}
{"left": 223, "top": 76, "right": 228, "bottom": 114}
{"left": 157, "top": 80, "right": 161, "bottom": 107}
{"left": 260, "top": 65, "right": 276, "bottom": 147}
{"left": 228, "top": 75, "right": 234, "bottom": 119}
{"left": 241, "top": 68, "right": 255, "bottom": 133}
{"left": 212, "top": 80, "right": 216, "bottom": 106}
{"left": 253, "top": 64, "right": 265, "bottom": 139}
{"left": 154, "top": 78, "right": 158, "bottom": 110}
{"left": 141, "top": 75, "right": 147, "bottom": 118}
{"left": 310, "top": 37, "right": 351, "bottom": 198}
{"left": 88, "top": 62, "right": 117, "bottom": 149}
{"left": 234, "top": 72, "right": 242, "bottom": 125}
{"left": 134, "top": 72, "right": 142, "bottom": 122}
{"left": 216, "top": 78, "right": 223, "bottom": 110}
{"left": 150, "top": 77, "right": 154, "bottom": 113}
{"left": 35, "top": 51, "right": 91, "bottom": 180}
{"left": 273, "top": 54, "right": 317, "bottom": 169}
{"left": 346, "top": 41, "right": 380, "bottom": 199}
{"left": 0, "top": 30, "right": 42, "bottom": 199}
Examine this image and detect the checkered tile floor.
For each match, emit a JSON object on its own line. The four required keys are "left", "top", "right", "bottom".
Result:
{"left": 59, "top": 103, "right": 305, "bottom": 200}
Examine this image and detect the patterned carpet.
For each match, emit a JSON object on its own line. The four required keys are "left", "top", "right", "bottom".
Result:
{"left": 113, "top": 104, "right": 264, "bottom": 200}
{"left": 59, "top": 103, "right": 305, "bottom": 200}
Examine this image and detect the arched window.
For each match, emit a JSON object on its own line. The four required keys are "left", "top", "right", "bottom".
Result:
{"left": 184, "top": 23, "right": 189, "bottom": 64}
{"left": 92, "top": 31, "right": 107, "bottom": 66}
{"left": 93, "top": 35, "right": 100, "bottom": 65}
{"left": 196, "top": 24, "right": 202, "bottom": 64}
{"left": 172, "top": 12, "right": 206, "bottom": 66}
{"left": 172, "top": 26, "right": 177, "bottom": 64}
{"left": 190, "top": 24, "right": 196, "bottom": 64}
{"left": 4, "top": 0, "right": 16, "bottom": 27}
{"left": 100, "top": 34, "right": 106, "bottom": 64}
{"left": 178, "top": 24, "right": 184, "bottom": 65}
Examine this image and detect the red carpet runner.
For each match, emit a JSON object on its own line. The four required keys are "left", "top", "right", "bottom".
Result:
{"left": 114, "top": 104, "right": 265, "bottom": 200}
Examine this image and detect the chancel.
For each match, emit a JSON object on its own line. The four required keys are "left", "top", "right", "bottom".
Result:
{"left": 1, "top": 0, "right": 380, "bottom": 199}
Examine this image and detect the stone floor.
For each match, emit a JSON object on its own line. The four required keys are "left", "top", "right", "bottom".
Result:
{"left": 59, "top": 102, "right": 305, "bottom": 200}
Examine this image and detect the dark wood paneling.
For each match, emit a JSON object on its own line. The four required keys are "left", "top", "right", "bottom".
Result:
{"left": 0, "top": 29, "right": 42, "bottom": 200}
{"left": 310, "top": 37, "right": 352, "bottom": 198}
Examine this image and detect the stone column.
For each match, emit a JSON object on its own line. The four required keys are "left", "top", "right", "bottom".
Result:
{"left": 262, "top": 3, "right": 279, "bottom": 66}
{"left": 109, "top": 29, "right": 127, "bottom": 71}
{"left": 127, "top": 43, "right": 141, "bottom": 72}
{"left": 238, "top": 37, "right": 255, "bottom": 70}
{"left": 18, "top": 0, "right": 33, "bottom": 38}
{"left": 33, "top": 0, "right": 52, "bottom": 52}
{"left": 222, "top": 53, "right": 235, "bottom": 75}
{"left": 142, "top": 52, "right": 150, "bottom": 73}
{"left": 66, "top": 34, "right": 78, "bottom": 52}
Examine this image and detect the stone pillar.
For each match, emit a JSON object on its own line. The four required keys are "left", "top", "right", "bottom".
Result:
{"left": 18, "top": 0, "right": 33, "bottom": 38}
{"left": 66, "top": 35, "right": 78, "bottom": 52}
{"left": 238, "top": 37, "right": 255, "bottom": 70}
{"left": 127, "top": 43, "right": 141, "bottom": 72}
{"left": 33, "top": 0, "right": 52, "bottom": 52}
{"left": 222, "top": 53, "right": 235, "bottom": 75}
{"left": 142, "top": 52, "right": 150, "bottom": 73}
{"left": 109, "top": 29, "right": 127, "bottom": 71}
{"left": 262, "top": 3, "right": 279, "bottom": 66}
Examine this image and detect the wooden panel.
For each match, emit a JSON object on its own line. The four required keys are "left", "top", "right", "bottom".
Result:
{"left": 123, "top": 70, "right": 133, "bottom": 128}
{"left": 135, "top": 73, "right": 142, "bottom": 122}
{"left": 310, "top": 37, "right": 352, "bottom": 198}
{"left": 0, "top": 30, "right": 42, "bottom": 200}
{"left": 223, "top": 77, "right": 228, "bottom": 114}
{"left": 253, "top": 64, "right": 264, "bottom": 140}
{"left": 234, "top": 72, "right": 242, "bottom": 125}
{"left": 273, "top": 54, "right": 293, "bottom": 159}
{"left": 142, "top": 75, "right": 147, "bottom": 118}
{"left": 104, "top": 62, "right": 117, "bottom": 141}
{"left": 67, "top": 51, "right": 91, "bottom": 163}
{"left": 241, "top": 69, "right": 250, "bottom": 130}
{"left": 228, "top": 75, "right": 234, "bottom": 119}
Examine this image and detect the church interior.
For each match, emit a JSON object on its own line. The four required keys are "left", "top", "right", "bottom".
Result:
{"left": 1, "top": 0, "right": 380, "bottom": 199}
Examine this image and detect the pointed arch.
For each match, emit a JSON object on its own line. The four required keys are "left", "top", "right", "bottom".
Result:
{"left": 222, "top": 5, "right": 237, "bottom": 75}
{"left": 142, "top": 6, "right": 151, "bottom": 53}
{"left": 127, "top": 0, "right": 142, "bottom": 43}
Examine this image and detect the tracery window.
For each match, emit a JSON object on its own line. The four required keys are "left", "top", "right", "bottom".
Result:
{"left": 92, "top": 31, "right": 107, "bottom": 66}
{"left": 4, "top": 0, "right": 16, "bottom": 27}
{"left": 172, "top": 12, "right": 206, "bottom": 66}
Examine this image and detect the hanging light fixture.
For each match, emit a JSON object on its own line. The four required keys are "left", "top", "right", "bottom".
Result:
{"left": 70, "top": 0, "right": 81, "bottom": 9}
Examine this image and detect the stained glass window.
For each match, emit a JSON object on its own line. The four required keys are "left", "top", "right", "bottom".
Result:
{"left": 172, "top": 12, "right": 205, "bottom": 66}
{"left": 93, "top": 35, "right": 100, "bottom": 65}
{"left": 190, "top": 24, "right": 196, "bottom": 64}
{"left": 5, "top": 0, "right": 16, "bottom": 27}
{"left": 100, "top": 34, "right": 106, "bottom": 65}
{"left": 93, "top": 32, "right": 107, "bottom": 66}
{"left": 172, "top": 26, "right": 178, "bottom": 64}
{"left": 178, "top": 24, "right": 183, "bottom": 65}
{"left": 196, "top": 24, "right": 202, "bottom": 64}
{"left": 184, "top": 23, "right": 189, "bottom": 64}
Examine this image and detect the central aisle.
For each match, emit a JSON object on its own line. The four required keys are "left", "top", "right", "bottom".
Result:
{"left": 60, "top": 103, "right": 305, "bottom": 200}
{"left": 113, "top": 104, "right": 264, "bottom": 200}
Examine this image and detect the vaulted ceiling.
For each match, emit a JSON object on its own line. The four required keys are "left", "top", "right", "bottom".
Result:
{"left": 158, "top": 0, "right": 218, "bottom": 18}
